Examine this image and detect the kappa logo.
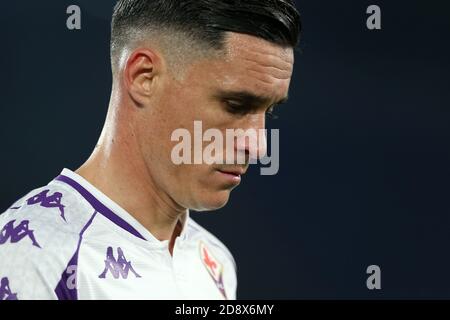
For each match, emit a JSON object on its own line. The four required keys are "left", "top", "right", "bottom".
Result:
{"left": 27, "top": 190, "right": 66, "bottom": 221}
{"left": 0, "top": 277, "right": 18, "bottom": 300}
{"left": 199, "top": 241, "right": 227, "bottom": 299}
{"left": 0, "top": 220, "right": 41, "bottom": 248}
{"left": 98, "top": 247, "right": 141, "bottom": 279}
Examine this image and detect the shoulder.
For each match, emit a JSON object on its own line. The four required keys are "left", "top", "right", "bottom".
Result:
{"left": 187, "top": 218, "right": 237, "bottom": 273}
{"left": 1, "top": 180, "right": 96, "bottom": 238}
{"left": 0, "top": 182, "right": 96, "bottom": 299}
{"left": 0, "top": 179, "right": 97, "bottom": 254}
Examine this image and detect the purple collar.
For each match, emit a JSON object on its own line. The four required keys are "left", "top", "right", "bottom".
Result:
{"left": 54, "top": 174, "right": 146, "bottom": 241}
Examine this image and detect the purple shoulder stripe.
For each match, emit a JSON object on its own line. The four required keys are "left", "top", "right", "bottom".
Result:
{"left": 54, "top": 175, "right": 146, "bottom": 241}
{"left": 54, "top": 211, "right": 97, "bottom": 300}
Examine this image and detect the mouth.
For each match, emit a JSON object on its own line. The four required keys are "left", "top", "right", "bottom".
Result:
{"left": 215, "top": 167, "right": 247, "bottom": 186}
{"left": 218, "top": 168, "right": 246, "bottom": 177}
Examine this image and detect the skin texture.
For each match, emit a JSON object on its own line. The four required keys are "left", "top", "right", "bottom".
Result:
{"left": 77, "top": 32, "right": 294, "bottom": 254}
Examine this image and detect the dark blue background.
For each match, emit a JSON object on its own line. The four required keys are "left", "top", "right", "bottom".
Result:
{"left": 1, "top": 0, "right": 449, "bottom": 299}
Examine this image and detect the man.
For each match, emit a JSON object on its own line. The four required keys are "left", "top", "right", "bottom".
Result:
{"left": 0, "top": 0, "right": 300, "bottom": 300}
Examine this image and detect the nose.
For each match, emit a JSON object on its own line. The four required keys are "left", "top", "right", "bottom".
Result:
{"left": 234, "top": 114, "right": 267, "bottom": 163}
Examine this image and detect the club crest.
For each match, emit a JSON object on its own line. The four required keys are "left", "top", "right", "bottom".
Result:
{"left": 199, "top": 241, "right": 227, "bottom": 299}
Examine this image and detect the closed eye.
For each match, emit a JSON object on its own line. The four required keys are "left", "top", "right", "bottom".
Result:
{"left": 219, "top": 90, "right": 288, "bottom": 118}
{"left": 224, "top": 100, "right": 250, "bottom": 116}
{"left": 224, "top": 100, "right": 283, "bottom": 120}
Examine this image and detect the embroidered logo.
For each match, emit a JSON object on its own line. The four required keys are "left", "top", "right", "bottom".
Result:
{"left": 27, "top": 190, "right": 66, "bottom": 221}
{"left": 0, "top": 277, "right": 18, "bottom": 300}
{"left": 99, "top": 247, "right": 141, "bottom": 279}
{"left": 0, "top": 220, "right": 41, "bottom": 248}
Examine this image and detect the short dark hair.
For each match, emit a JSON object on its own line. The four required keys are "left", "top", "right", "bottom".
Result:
{"left": 111, "top": 0, "right": 301, "bottom": 67}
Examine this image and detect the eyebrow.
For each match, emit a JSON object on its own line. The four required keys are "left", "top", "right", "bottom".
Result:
{"left": 214, "top": 90, "right": 289, "bottom": 109}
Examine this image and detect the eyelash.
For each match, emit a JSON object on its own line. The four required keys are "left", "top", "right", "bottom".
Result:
{"left": 225, "top": 101, "right": 280, "bottom": 120}
{"left": 225, "top": 101, "right": 248, "bottom": 115}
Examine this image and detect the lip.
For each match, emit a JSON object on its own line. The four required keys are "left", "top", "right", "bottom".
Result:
{"left": 216, "top": 168, "right": 246, "bottom": 185}
{"left": 218, "top": 168, "right": 246, "bottom": 177}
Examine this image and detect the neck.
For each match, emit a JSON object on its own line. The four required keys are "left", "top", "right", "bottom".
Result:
{"left": 76, "top": 108, "right": 186, "bottom": 252}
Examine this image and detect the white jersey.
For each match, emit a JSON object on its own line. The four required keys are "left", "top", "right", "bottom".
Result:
{"left": 0, "top": 169, "right": 237, "bottom": 300}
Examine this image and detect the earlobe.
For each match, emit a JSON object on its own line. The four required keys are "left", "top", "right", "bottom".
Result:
{"left": 123, "top": 49, "right": 160, "bottom": 107}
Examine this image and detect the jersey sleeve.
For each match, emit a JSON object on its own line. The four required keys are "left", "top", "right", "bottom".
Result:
{"left": 0, "top": 185, "right": 94, "bottom": 300}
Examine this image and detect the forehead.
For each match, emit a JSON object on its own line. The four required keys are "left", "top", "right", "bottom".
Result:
{"left": 186, "top": 33, "right": 295, "bottom": 103}
{"left": 224, "top": 33, "right": 294, "bottom": 72}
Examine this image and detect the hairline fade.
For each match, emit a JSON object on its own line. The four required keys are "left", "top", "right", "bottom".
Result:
{"left": 110, "top": 0, "right": 301, "bottom": 74}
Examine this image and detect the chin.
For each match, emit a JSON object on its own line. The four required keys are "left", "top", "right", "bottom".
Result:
{"left": 191, "top": 190, "right": 232, "bottom": 212}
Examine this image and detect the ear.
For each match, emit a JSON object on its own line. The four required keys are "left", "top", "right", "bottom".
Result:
{"left": 123, "top": 48, "right": 162, "bottom": 107}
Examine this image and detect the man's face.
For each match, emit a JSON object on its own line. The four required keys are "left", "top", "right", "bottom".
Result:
{"left": 138, "top": 33, "right": 294, "bottom": 211}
